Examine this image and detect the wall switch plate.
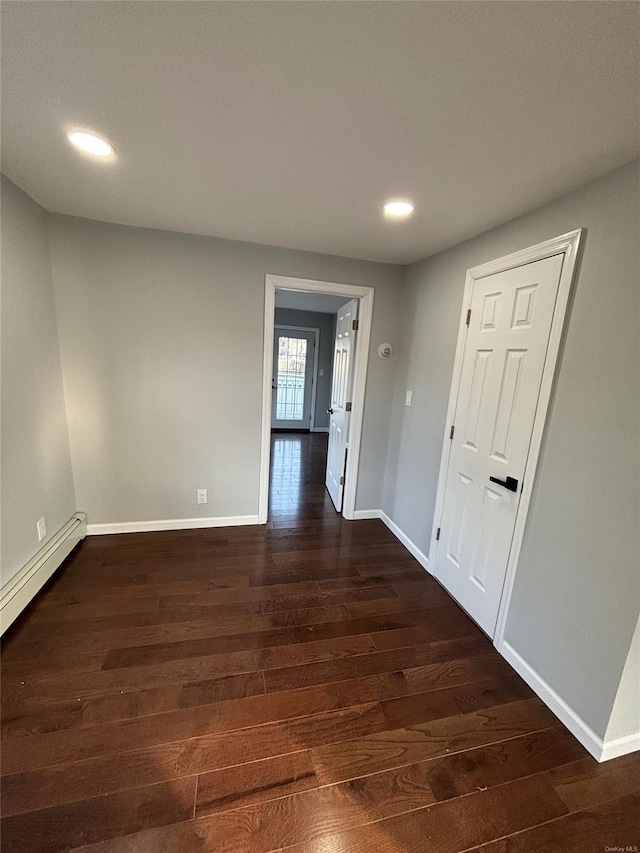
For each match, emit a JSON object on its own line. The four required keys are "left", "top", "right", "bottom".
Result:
{"left": 405, "top": 390, "right": 413, "bottom": 407}
{"left": 37, "top": 517, "right": 47, "bottom": 542}
{"left": 197, "top": 489, "right": 208, "bottom": 504}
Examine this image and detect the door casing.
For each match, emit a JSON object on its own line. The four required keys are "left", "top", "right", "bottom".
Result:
{"left": 260, "top": 275, "right": 374, "bottom": 524}
{"left": 428, "top": 229, "right": 584, "bottom": 651}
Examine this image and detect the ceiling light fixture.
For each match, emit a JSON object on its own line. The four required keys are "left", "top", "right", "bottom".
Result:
{"left": 67, "top": 130, "right": 115, "bottom": 157}
{"left": 383, "top": 199, "right": 415, "bottom": 219}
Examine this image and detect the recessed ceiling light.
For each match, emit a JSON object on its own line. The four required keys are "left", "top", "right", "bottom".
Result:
{"left": 383, "top": 199, "right": 415, "bottom": 219}
{"left": 67, "top": 130, "right": 115, "bottom": 157}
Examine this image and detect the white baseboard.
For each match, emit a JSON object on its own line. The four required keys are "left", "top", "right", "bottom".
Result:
{"left": 599, "top": 730, "right": 640, "bottom": 762}
{"left": 311, "top": 427, "right": 329, "bottom": 433}
{"left": 379, "top": 510, "right": 430, "bottom": 572}
{"left": 351, "top": 509, "right": 382, "bottom": 520}
{"left": 86, "top": 514, "right": 261, "bottom": 536}
{"left": 500, "top": 640, "right": 619, "bottom": 762}
{"left": 1, "top": 512, "right": 87, "bottom": 634}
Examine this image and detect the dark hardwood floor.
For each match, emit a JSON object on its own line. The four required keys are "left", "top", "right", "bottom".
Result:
{"left": 1, "top": 432, "right": 638, "bottom": 851}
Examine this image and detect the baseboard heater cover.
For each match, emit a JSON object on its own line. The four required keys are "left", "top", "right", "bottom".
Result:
{"left": 0, "top": 512, "right": 87, "bottom": 634}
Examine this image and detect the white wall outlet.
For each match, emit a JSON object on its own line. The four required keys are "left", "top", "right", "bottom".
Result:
{"left": 37, "top": 517, "right": 47, "bottom": 542}
{"left": 197, "top": 489, "right": 208, "bottom": 505}
{"left": 319, "top": 368, "right": 325, "bottom": 377}
{"left": 405, "top": 390, "right": 413, "bottom": 407}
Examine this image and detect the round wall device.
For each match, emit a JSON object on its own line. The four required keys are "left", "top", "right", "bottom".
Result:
{"left": 378, "top": 343, "right": 393, "bottom": 359}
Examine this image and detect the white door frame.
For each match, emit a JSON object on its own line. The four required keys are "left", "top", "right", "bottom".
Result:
{"left": 428, "top": 229, "right": 584, "bottom": 649}
{"left": 260, "top": 274, "right": 375, "bottom": 524}
{"left": 272, "top": 324, "right": 320, "bottom": 430}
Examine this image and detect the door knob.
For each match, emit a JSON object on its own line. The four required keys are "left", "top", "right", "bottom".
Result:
{"left": 489, "top": 475, "right": 519, "bottom": 492}
{"left": 327, "top": 408, "right": 334, "bottom": 414}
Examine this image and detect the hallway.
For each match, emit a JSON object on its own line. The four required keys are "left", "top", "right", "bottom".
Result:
{"left": 1, "top": 439, "right": 639, "bottom": 850}
{"left": 269, "top": 432, "right": 334, "bottom": 522}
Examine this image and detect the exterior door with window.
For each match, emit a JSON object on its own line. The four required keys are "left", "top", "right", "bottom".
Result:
{"left": 432, "top": 254, "right": 565, "bottom": 636}
{"left": 271, "top": 328, "right": 316, "bottom": 430}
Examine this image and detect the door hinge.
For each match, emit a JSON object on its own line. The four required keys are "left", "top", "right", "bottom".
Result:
{"left": 345, "top": 401, "right": 352, "bottom": 412}
{"left": 436, "top": 527, "right": 441, "bottom": 541}
{"left": 449, "top": 425, "right": 455, "bottom": 440}
{"left": 352, "top": 319, "right": 359, "bottom": 331}
{"left": 466, "top": 308, "right": 471, "bottom": 327}
{"left": 339, "top": 475, "right": 344, "bottom": 486}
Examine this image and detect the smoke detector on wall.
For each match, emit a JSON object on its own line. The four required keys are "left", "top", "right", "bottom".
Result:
{"left": 378, "top": 343, "right": 393, "bottom": 359}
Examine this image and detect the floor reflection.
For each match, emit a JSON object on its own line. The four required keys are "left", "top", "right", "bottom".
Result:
{"left": 268, "top": 432, "right": 334, "bottom": 521}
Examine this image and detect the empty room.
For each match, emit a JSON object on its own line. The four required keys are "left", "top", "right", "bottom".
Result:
{"left": 1, "top": 2, "right": 639, "bottom": 851}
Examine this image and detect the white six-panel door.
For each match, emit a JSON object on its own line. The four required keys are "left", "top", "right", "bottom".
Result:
{"left": 432, "top": 254, "right": 565, "bottom": 636}
{"left": 325, "top": 300, "right": 358, "bottom": 511}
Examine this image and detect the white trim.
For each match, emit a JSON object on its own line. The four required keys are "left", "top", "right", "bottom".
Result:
{"left": 1, "top": 512, "right": 87, "bottom": 634}
{"left": 260, "top": 275, "right": 375, "bottom": 524}
{"left": 86, "top": 515, "right": 260, "bottom": 535}
{"left": 501, "top": 640, "right": 612, "bottom": 762}
{"left": 427, "top": 230, "right": 584, "bottom": 646}
{"left": 260, "top": 279, "right": 277, "bottom": 523}
{"left": 599, "top": 731, "right": 640, "bottom": 763}
{"left": 379, "top": 510, "right": 430, "bottom": 573}
{"left": 272, "top": 324, "right": 320, "bottom": 430}
{"left": 351, "top": 509, "right": 381, "bottom": 520}
{"left": 311, "top": 427, "right": 329, "bottom": 434}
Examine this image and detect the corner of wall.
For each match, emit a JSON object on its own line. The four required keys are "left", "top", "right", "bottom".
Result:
{"left": 0, "top": 176, "right": 77, "bottom": 601}
{"left": 45, "top": 210, "right": 79, "bottom": 511}
{"left": 600, "top": 615, "right": 640, "bottom": 761}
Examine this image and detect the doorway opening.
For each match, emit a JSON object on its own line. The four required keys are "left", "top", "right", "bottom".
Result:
{"left": 259, "top": 276, "right": 374, "bottom": 524}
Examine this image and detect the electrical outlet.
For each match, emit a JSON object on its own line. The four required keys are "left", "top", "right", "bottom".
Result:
{"left": 405, "top": 390, "right": 413, "bottom": 407}
{"left": 37, "top": 517, "right": 47, "bottom": 542}
{"left": 197, "top": 489, "right": 208, "bottom": 505}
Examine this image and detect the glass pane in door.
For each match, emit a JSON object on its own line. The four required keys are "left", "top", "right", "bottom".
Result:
{"left": 276, "top": 336, "right": 308, "bottom": 421}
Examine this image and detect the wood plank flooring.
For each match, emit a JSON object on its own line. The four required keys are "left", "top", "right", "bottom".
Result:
{"left": 1, "top": 433, "right": 638, "bottom": 851}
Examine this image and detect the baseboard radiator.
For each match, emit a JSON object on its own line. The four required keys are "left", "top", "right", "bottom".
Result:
{"left": 1, "top": 512, "right": 87, "bottom": 635}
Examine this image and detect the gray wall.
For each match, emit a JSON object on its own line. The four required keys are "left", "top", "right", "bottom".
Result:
{"left": 382, "top": 160, "right": 640, "bottom": 739}
{"left": 47, "top": 214, "right": 403, "bottom": 525}
{"left": 274, "top": 307, "right": 336, "bottom": 430}
{"left": 0, "top": 176, "right": 76, "bottom": 586}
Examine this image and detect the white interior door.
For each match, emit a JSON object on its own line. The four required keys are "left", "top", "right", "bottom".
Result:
{"left": 271, "top": 328, "right": 315, "bottom": 430}
{"left": 432, "top": 254, "right": 565, "bottom": 636}
{"left": 325, "top": 299, "right": 358, "bottom": 511}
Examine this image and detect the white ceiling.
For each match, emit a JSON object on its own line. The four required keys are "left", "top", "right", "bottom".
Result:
{"left": 1, "top": 2, "right": 638, "bottom": 265}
